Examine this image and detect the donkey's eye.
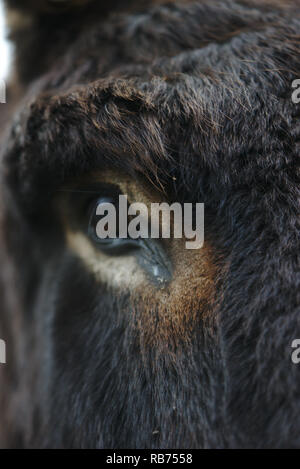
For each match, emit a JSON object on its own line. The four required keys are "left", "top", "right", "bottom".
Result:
{"left": 85, "top": 194, "right": 172, "bottom": 285}
{"left": 61, "top": 179, "right": 173, "bottom": 286}
{"left": 87, "top": 197, "right": 141, "bottom": 255}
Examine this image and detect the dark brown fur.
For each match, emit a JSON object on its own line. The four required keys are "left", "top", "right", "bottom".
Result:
{"left": 0, "top": 0, "right": 300, "bottom": 448}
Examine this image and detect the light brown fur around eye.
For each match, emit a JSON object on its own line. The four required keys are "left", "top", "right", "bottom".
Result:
{"left": 64, "top": 171, "right": 218, "bottom": 347}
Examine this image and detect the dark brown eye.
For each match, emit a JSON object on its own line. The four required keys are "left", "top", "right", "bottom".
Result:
{"left": 87, "top": 197, "right": 142, "bottom": 255}
{"left": 62, "top": 183, "right": 172, "bottom": 284}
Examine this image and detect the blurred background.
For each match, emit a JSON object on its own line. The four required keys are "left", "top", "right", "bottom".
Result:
{"left": 0, "top": 0, "right": 11, "bottom": 81}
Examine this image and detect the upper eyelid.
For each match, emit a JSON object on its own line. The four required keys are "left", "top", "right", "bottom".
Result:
{"left": 58, "top": 184, "right": 122, "bottom": 230}
{"left": 56, "top": 189, "right": 114, "bottom": 194}
{"left": 56, "top": 183, "right": 122, "bottom": 207}
{"left": 58, "top": 181, "right": 121, "bottom": 193}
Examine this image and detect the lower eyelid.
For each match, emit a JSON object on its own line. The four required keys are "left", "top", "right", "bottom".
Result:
{"left": 66, "top": 230, "right": 148, "bottom": 290}
{"left": 91, "top": 238, "right": 142, "bottom": 256}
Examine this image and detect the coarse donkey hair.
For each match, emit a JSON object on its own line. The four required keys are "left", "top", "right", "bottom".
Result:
{"left": 0, "top": 0, "right": 300, "bottom": 449}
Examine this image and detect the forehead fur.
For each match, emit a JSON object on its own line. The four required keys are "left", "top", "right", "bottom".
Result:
{"left": 2, "top": 0, "right": 300, "bottom": 216}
